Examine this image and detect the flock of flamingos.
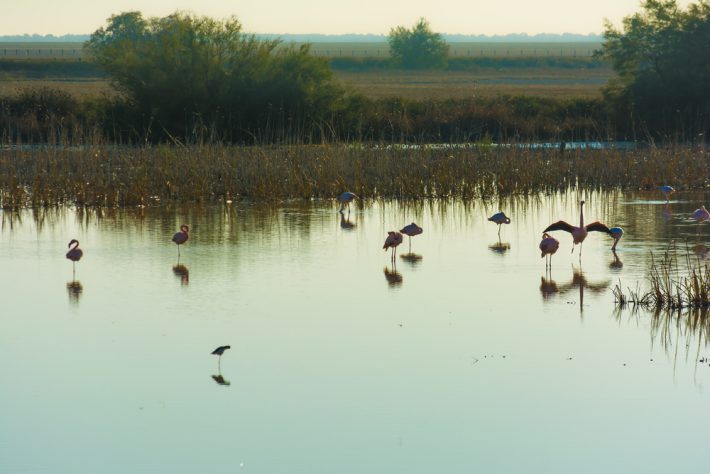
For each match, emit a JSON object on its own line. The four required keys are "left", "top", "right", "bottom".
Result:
{"left": 65, "top": 185, "right": 710, "bottom": 278}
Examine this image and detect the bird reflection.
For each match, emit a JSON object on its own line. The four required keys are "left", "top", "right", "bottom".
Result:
{"left": 66, "top": 280, "right": 83, "bottom": 303}
{"left": 383, "top": 265, "right": 403, "bottom": 287}
{"left": 609, "top": 251, "right": 624, "bottom": 270}
{"left": 211, "top": 374, "right": 231, "bottom": 386}
{"left": 558, "top": 266, "right": 611, "bottom": 314}
{"left": 172, "top": 264, "right": 189, "bottom": 285}
{"left": 339, "top": 211, "right": 355, "bottom": 230}
{"left": 488, "top": 240, "right": 511, "bottom": 255}
{"left": 663, "top": 202, "right": 673, "bottom": 221}
{"left": 400, "top": 253, "right": 423, "bottom": 266}
{"left": 693, "top": 243, "right": 708, "bottom": 260}
{"left": 539, "top": 276, "right": 559, "bottom": 299}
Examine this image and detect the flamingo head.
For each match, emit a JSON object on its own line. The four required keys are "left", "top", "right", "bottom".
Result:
{"left": 181, "top": 224, "right": 189, "bottom": 233}
{"left": 68, "top": 239, "right": 79, "bottom": 248}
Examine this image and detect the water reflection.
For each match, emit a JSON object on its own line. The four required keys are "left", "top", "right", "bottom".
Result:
{"left": 550, "top": 266, "right": 611, "bottom": 313}
{"left": 66, "top": 280, "right": 83, "bottom": 304}
{"left": 211, "top": 374, "right": 231, "bottom": 386}
{"left": 400, "top": 253, "right": 423, "bottom": 266}
{"left": 609, "top": 251, "right": 624, "bottom": 271}
{"left": 172, "top": 264, "right": 189, "bottom": 285}
{"left": 488, "top": 240, "right": 511, "bottom": 255}
{"left": 692, "top": 243, "right": 708, "bottom": 260}
{"left": 539, "top": 276, "right": 559, "bottom": 300}
{"left": 383, "top": 264, "right": 403, "bottom": 287}
{"left": 339, "top": 212, "right": 355, "bottom": 230}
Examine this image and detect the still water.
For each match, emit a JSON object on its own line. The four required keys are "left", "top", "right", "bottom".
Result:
{"left": 1, "top": 191, "right": 709, "bottom": 474}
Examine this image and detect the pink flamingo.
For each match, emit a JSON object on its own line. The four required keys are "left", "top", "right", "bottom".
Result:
{"left": 543, "top": 201, "right": 611, "bottom": 256}
{"left": 383, "top": 231, "right": 403, "bottom": 260}
{"left": 172, "top": 224, "right": 189, "bottom": 258}
{"left": 399, "top": 222, "right": 423, "bottom": 253}
{"left": 66, "top": 239, "right": 83, "bottom": 279}
{"left": 539, "top": 233, "right": 559, "bottom": 269}
{"left": 488, "top": 211, "right": 511, "bottom": 236}
{"left": 692, "top": 205, "right": 710, "bottom": 222}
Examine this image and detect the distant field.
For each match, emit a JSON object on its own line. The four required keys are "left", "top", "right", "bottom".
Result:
{"left": 0, "top": 67, "right": 613, "bottom": 101}
{"left": 0, "top": 41, "right": 602, "bottom": 59}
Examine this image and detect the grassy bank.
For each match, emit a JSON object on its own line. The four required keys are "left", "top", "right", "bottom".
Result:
{"left": 1, "top": 143, "right": 706, "bottom": 209}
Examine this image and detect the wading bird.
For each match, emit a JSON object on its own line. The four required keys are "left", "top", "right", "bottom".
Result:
{"left": 383, "top": 231, "right": 403, "bottom": 260}
{"left": 338, "top": 192, "right": 359, "bottom": 212}
{"left": 172, "top": 225, "right": 189, "bottom": 258}
{"left": 488, "top": 211, "right": 511, "bottom": 236}
{"left": 609, "top": 227, "right": 624, "bottom": 251}
{"left": 66, "top": 239, "right": 83, "bottom": 279}
{"left": 212, "top": 345, "right": 231, "bottom": 370}
{"left": 660, "top": 185, "right": 675, "bottom": 202}
{"left": 399, "top": 222, "right": 423, "bottom": 253}
{"left": 691, "top": 205, "right": 710, "bottom": 223}
{"left": 543, "top": 201, "right": 611, "bottom": 257}
{"left": 539, "top": 233, "right": 560, "bottom": 269}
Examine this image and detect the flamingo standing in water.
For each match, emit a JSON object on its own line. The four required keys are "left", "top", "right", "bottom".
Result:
{"left": 609, "top": 227, "right": 624, "bottom": 251}
{"left": 212, "top": 345, "right": 231, "bottom": 371}
{"left": 691, "top": 206, "right": 710, "bottom": 223}
{"left": 539, "top": 233, "right": 559, "bottom": 269}
{"left": 488, "top": 211, "right": 511, "bottom": 236}
{"left": 66, "top": 239, "right": 83, "bottom": 279}
{"left": 383, "top": 231, "right": 403, "bottom": 260}
{"left": 543, "top": 201, "right": 611, "bottom": 257}
{"left": 338, "top": 192, "right": 359, "bottom": 212}
{"left": 172, "top": 224, "right": 189, "bottom": 258}
{"left": 399, "top": 222, "right": 423, "bottom": 253}
{"left": 660, "top": 185, "right": 675, "bottom": 202}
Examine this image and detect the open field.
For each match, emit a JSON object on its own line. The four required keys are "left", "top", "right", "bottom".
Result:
{"left": 0, "top": 41, "right": 602, "bottom": 60}
{"left": 0, "top": 68, "right": 613, "bottom": 101}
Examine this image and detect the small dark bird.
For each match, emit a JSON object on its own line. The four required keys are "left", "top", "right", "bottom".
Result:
{"left": 212, "top": 345, "right": 231, "bottom": 356}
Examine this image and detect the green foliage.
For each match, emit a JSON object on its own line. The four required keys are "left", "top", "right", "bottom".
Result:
{"left": 599, "top": 0, "right": 710, "bottom": 139}
{"left": 86, "top": 11, "right": 348, "bottom": 143}
{"left": 388, "top": 18, "right": 449, "bottom": 69}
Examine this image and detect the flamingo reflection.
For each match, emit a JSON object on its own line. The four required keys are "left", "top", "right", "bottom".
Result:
{"left": 609, "top": 251, "right": 624, "bottom": 270}
{"left": 383, "top": 265, "right": 403, "bottom": 287}
{"left": 400, "top": 253, "right": 423, "bottom": 266}
{"left": 66, "top": 280, "right": 83, "bottom": 303}
{"left": 172, "top": 264, "right": 189, "bottom": 285}
{"left": 539, "top": 276, "right": 559, "bottom": 300}
{"left": 555, "top": 266, "right": 611, "bottom": 314}
{"left": 340, "top": 212, "right": 355, "bottom": 230}
{"left": 488, "top": 240, "right": 511, "bottom": 255}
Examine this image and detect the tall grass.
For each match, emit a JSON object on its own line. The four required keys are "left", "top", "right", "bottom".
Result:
{"left": 1, "top": 141, "right": 708, "bottom": 208}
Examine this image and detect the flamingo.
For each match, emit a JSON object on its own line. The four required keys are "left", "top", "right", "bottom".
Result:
{"left": 539, "top": 233, "right": 559, "bottom": 269}
{"left": 383, "top": 231, "right": 403, "bottom": 260}
{"left": 212, "top": 345, "right": 231, "bottom": 371}
{"left": 543, "top": 201, "right": 611, "bottom": 256}
{"left": 488, "top": 211, "right": 511, "bottom": 236}
{"left": 65, "top": 239, "right": 83, "bottom": 279}
{"left": 660, "top": 185, "right": 675, "bottom": 202}
{"left": 338, "top": 192, "right": 359, "bottom": 212}
{"left": 399, "top": 222, "right": 423, "bottom": 253}
{"left": 609, "top": 227, "right": 624, "bottom": 251}
{"left": 172, "top": 224, "right": 189, "bottom": 258}
{"left": 691, "top": 206, "right": 710, "bottom": 222}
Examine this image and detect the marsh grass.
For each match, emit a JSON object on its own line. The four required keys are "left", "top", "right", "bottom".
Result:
{"left": 1, "top": 142, "right": 709, "bottom": 209}
{"left": 615, "top": 244, "right": 710, "bottom": 310}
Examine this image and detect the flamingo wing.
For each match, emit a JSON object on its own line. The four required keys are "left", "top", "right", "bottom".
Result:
{"left": 543, "top": 220, "right": 575, "bottom": 234}
{"left": 585, "top": 221, "right": 611, "bottom": 234}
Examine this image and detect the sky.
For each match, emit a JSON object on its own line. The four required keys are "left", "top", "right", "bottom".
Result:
{"left": 1, "top": 0, "right": 699, "bottom": 36}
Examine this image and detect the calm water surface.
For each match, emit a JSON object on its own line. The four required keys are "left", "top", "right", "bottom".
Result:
{"left": 1, "top": 190, "right": 709, "bottom": 474}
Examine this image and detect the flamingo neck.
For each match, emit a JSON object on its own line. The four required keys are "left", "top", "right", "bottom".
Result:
{"left": 579, "top": 203, "right": 584, "bottom": 228}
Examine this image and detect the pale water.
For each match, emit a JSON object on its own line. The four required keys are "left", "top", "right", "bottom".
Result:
{"left": 1, "top": 190, "right": 709, "bottom": 474}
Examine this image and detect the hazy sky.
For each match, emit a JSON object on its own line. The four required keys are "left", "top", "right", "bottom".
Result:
{"left": 2, "top": 0, "right": 698, "bottom": 36}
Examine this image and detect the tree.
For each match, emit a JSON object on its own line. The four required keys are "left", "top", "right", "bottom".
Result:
{"left": 86, "top": 11, "right": 347, "bottom": 143}
{"left": 388, "top": 18, "right": 449, "bottom": 69}
{"left": 598, "top": 0, "right": 710, "bottom": 139}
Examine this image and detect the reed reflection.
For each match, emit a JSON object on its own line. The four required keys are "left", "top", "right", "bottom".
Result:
{"left": 172, "top": 264, "right": 189, "bottom": 285}
{"left": 66, "top": 280, "right": 83, "bottom": 304}
{"left": 383, "top": 264, "right": 403, "bottom": 288}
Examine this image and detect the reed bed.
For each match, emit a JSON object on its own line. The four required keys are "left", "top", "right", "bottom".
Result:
{"left": 614, "top": 246, "right": 710, "bottom": 310}
{"left": 0, "top": 142, "right": 708, "bottom": 209}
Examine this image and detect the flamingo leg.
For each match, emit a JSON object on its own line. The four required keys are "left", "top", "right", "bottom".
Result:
{"left": 408, "top": 236, "right": 412, "bottom": 253}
